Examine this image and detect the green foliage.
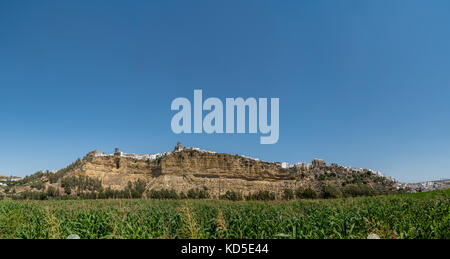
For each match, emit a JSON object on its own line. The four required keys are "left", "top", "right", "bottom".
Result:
{"left": 14, "top": 191, "right": 48, "bottom": 200}
{"left": 316, "top": 172, "right": 337, "bottom": 181}
{"left": 97, "top": 187, "right": 124, "bottom": 199}
{"left": 282, "top": 189, "right": 294, "bottom": 200}
{"left": 343, "top": 171, "right": 380, "bottom": 186}
{"left": 30, "top": 180, "right": 45, "bottom": 191}
{"left": 61, "top": 175, "right": 102, "bottom": 192}
{"left": 220, "top": 191, "right": 243, "bottom": 201}
{"left": 123, "top": 179, "right": 147, "bottom": 199}
{"left": 147, "top": 189, "right": 179, "bottom": 199}
{"left": 64, "top": 186, "right": 72, "bottom": 195}
{"left": 179, "top": 192, "right": 187, "bottom": 199}
{"left": 47, "top": 159, "right": 83, "bottom": 184}
{"left": 246, "top": 190, "right": 276, "bottom": 201}
{"left": 295, "top": 187, "right": 318, "bottom": 199}
{"left": 0, "top": 190, "right": 447, "bottom": 239}
{"left": 321, "top": 185, "right": 341, "bottom": 199}
{"left": 115, "top": 159, "right": 120, "bottom": 169}
{"left": 46, "top": 186, "right": 60, "bottom": 197}
{"left": 186, "top": 188, "right": 210, "bottom": 199}
{"left": 342, "top": 184, "right": 377, "bottom": 197}
{"left": 18, "top": 170, "right": 48, "bottom": 185}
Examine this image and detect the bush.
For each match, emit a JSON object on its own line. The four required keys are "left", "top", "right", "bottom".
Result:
{"left": 94, "top": 180, "right": 146, "bottom": 199}
{"left": 99, "top": 187, "right": 123, "bottom": 199}
{"left": 179, "top": 192, "right": 187, "bottom": 199}
{"left": 64, "top": 186, "right": 72, "bottom": 195}
{"left": 48, "top": 172, "right": 59, "bottom": 184}
{"left": 220, "top": 191, "right": 243, "bottom": 201}
{"left": 46, "top": 186, "right": 60, "bottom": 197}
{"left": 147, "top": 189, "right": 179, "bottom": 199}
{"left": 79, "top": 192, "right": 98, "bottom": 199}
{"left": 186, "top": 188, "right": 210, "bottom": 199}
{"left": 124, "top": 179, "right": 147, "bottom": 198}
{"left": 30, "top": 180, "right": 45, "bottom": 190}
{"left": 61, "top": 175, "right": 102, "bottom": 192}
{"left": 342, "top": 184, "right": 377, "bottom": 197}
{"left": 15, "top": 191, "right": 48, "bottom": 200}
{"left": 321, "top": 185, "right": 341, "bottom": 199}
{"left": 246, "top": 190, "right": 276, "bottom": 201}
{"left": 282, "top": 189, "right": 294, "bottom": 200}
{"left": 295, "top": 187, "right": 318, "bottom": 199}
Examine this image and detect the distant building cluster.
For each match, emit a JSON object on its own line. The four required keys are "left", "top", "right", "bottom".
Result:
{"left": 277, "top": 158, "right": 396, "bottom": 182}
{"left": 94, "top": 148, "right": 166, "bottom": 161}
{"left": 395, "top": 179, "right": 450, "bottom": 192}
{"left": 241, "top": 155, "right": 260, "bottom": 161}
{"left": 279, "top": 158, "right": 326, "bottom": 170}
{"left": 0, "top": 175, "right": 22, "bottom": 186}
{"left": 93, "top": 142, "right": 220, "bottom": 161}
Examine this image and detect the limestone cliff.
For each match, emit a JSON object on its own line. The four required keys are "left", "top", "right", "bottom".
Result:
{"left": 54, "top": 145, "right": 397, "bottom": 198}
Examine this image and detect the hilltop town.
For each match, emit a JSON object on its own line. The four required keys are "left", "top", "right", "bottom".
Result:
{"left": 0, "top": 174, "right": 22, "bottom": 187}
{"left": 1, "top": 142, "right": 447, "bottom": 200}
{"left": 396, "top": 179, "right": 450, "bottom": 193}
{"left": 1, "top": 142, "right": 413, "bottom": 200}
{"left": 95, "top": 142, "right": 396, "bottom": 182}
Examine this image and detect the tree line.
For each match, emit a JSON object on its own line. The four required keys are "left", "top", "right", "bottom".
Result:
{"left": 4, "top": 177, "right": 391, "bottom": 201}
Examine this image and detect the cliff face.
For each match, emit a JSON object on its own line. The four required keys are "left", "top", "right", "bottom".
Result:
{"left": 60, "top": 148, "right": 396, "bottom": 198}
{"left": 161, "top": 151, "right": 295, "bottom": 181}
{"left": 67, "top": 150, "right": 298, "bottom": 197}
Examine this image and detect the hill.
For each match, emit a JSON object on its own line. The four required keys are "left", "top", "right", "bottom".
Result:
{"left": 4, "top": 142, "right": 399, "bottom": 199}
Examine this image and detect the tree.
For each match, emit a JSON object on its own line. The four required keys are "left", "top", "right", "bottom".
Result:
{"left": 321, "top": 185, "right": 341, "bottom": 199}
{"left": 46, "top": 186, "right": 59, "bottom": 197}
{"left": 64, "top": 186, "right": 72, "bottom": 195}
{"left": 282, "top": 189, "right": 294, "bottom": 200}
{"left": 220, "top": 191, "right": 243, "bottom": 201}
{"left": 295, "top": 187, "right": 318, "bottom": 199}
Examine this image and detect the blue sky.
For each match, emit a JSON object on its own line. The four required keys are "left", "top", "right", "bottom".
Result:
{"left": 0, "top": 0, "right": 449, "bottom": 182}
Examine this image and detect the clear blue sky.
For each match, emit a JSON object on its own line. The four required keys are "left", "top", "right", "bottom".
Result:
{"left": 1, "top": 0, "right": 449, "bottom": 182}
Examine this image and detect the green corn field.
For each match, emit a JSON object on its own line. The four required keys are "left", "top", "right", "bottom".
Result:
{"left": 0, "top": 190, "right": 448, "bottom": 239}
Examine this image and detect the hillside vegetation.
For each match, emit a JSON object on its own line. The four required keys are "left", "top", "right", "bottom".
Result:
{"left": 1, "top": 148, "right": 400, "bottom": 200}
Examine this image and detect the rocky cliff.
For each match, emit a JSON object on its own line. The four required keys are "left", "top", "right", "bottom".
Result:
{"left": 47, "top": 144, "right": 397, "bottom": 198}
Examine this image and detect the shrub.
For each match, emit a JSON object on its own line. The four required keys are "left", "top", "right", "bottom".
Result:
{"left": 321, "top": 185, "right": 341, "bottom": 199}
{"left": 99, "top": 187, "right": 123, "bottom": 199}
{"left": 64, "top": 186, "right": 72, "bottom": 195}
{"left": 179, "top": 192, "right": 187, "bottom": 199}
{"left": 186, "top": 188, "right": 210, "bottom": 199}
{"left": 147, "top": 189, "right": 179, "bottom": 199}
{"left": 30, "top": 180, "right": 45, "bottom": 190}
{"left": 61, "top": 175, "right": 102, "bottom": 192}
{"left": 16, "top": 191, "right": 48, "bottom": 200}
{"left": 282, "top": 189, "right": 294, "bottom": 200}
{"left": 246, "top": 190, "right": 276, "bottom": 201}
{"left": 220, "top": 191, "right": 243, "bottom": 201}
{"left": 46, "top": 186, "right": 60, "bottom": 197}
{"left": 295, "top": 187, "right": 318, "bottom": 199}
{"left": 79, "top": 192, "right": 98, "bottom": 199}
{"left": 342, "top": 184, "right": 377, "bottom": 197}
{"left": 124, "top": 179, "right": 147, "bottom": 198}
